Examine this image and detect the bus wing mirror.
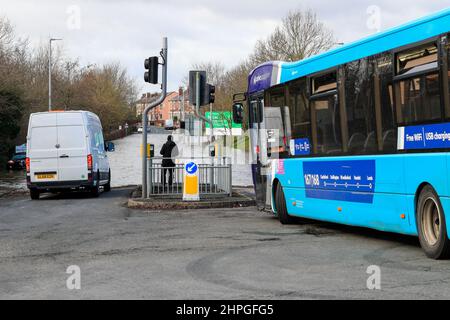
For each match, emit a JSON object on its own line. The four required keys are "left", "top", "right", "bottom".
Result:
{"left": 232, "top": 103, "right": 244, "bottom": 124}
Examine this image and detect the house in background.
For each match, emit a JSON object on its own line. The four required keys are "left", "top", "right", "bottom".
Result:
{"left": 135, "top": 92, "right": 159, "bottom": 118}
{"left": 137, "top": 90, "right": 194, "bottom": 127}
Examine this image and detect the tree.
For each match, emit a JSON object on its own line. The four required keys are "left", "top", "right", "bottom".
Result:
{"left": 0, "top": 16, "right": 139, "bottom": 161}
{"left": 191, "top": 61, "right": 226, "bottom": 88}
{"left": 0, "top": 89, "right": 23, "bottom": 162}
{"left": 251, "top": 9, "right": 335, "bottom": 65}
{"left": 192, "top": 9, "right": 335, "bottom": 127}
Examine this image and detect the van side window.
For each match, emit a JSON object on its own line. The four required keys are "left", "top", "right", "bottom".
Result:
{"left": 98, "top": 131, "right": 105, "bottom": 152}
{"left": 90, "top": 128, "right": 105, "bottom": 152}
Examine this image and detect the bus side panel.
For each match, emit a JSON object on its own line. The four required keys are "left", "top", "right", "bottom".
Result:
{"left": 284, "top": 187, "right": 415, "bottom": 235}
{"left": 280, "top": 154, "right": 406, "bottom": 193}
{"left": 404, "top": 153, "right": 448, "bottom": 197}
{"left": 276, "top": 155, "right": 418, "bottom": 235}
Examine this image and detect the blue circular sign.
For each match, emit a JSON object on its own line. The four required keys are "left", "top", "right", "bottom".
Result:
{"left": 185, "top": 162, "right": 198, "bottom": 175}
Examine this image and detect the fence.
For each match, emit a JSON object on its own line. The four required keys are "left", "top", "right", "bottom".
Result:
{"left": 146, "top": 157, "right": 232, "bottom": 198}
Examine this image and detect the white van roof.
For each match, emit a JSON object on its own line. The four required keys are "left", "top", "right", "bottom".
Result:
{"left": 29, "top": 110, "right": 101, "bottom": 127}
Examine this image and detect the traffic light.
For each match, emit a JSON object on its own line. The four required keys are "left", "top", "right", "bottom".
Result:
{"left": 205, "top": 84, "right": 215, "bottom": 104}
{"left": 144, "top": 56, "right": 159, "bottom": 84}
{"left": 189, "top": 71, "right": 206, "bottom": 106}
{"left": 189, "top": 71, "right": 216, "bottom": 106}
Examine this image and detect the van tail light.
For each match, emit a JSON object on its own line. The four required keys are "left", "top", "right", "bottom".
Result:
{"left": 255, "top": 145, "right": 260, "bottom": 154}
{"left": 87, "top": 154, "right": 93, "bottom": 171}
{"left": 26, "top": 157, "right": 30, "bottom": 173}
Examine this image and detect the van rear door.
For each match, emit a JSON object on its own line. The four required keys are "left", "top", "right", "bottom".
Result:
{"left": 56, "top": 113, "right": 88, "bottom": 182}
{"left": 29, "top": 113, "right": 59, "bottom": 183}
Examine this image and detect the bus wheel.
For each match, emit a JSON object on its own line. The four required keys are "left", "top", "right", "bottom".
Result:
{"left": 417, "top": 185, "right": 450, "bottom": 259}
{"left": 276, "top": 183, "right": 294, "bottom": 225}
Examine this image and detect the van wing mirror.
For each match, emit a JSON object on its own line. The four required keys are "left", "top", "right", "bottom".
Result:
{"left": 105, "top": 141, "right": 115, "bottom": 152}
{"left": 232, "top": 103, "right": 244, "bottom": 124}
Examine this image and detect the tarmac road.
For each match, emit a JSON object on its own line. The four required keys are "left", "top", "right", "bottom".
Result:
{"left": 1, "top": 188, "right": 450, "bottom": 299}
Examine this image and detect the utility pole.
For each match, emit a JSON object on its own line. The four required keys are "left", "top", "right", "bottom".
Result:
{"left": 142, "top": 37, "right": 168, "bottom": 198}
{"left": 179, "top": 86, "right": 185, "bottom": 122}
{"left": 48, "top": 38, "right": 62, "bottom": 111}
{"left": 193, "top": 72, "right": 214, "bottom": 189}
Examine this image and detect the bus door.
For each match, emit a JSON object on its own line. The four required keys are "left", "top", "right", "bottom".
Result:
{"left": 249, "top": 95, "right": 291, "bottom": 209}
{"left": 249, "top": 95, "right": 267, "bottom": 208}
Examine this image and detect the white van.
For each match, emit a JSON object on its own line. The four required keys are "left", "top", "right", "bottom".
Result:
{"left": 164, "top": 119, "right": 174, "bottom": 130}
{"left": 26, "top": 111, "right": 113, "bottom": 200}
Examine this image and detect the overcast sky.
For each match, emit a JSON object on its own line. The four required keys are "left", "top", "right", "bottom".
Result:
{"left": 1, "top": 0, "right": 450, "bottom": 95}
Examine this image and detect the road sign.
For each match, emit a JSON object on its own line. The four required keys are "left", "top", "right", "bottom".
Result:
{"left": 205, "top": 111, "right": 242, "bottom": 136}
{"left": 15, "top": 144, "right": 26, "bottom": 154}
{"left": 183, "top": 161, "right": 199, "bottom": 201}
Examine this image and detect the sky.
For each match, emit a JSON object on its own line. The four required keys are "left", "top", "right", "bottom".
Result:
{"left": 1, "top": 0, "right": 450, "bottom": 96}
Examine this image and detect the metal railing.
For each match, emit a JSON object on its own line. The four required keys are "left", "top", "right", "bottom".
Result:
{"left": 146, "top": 157, "right": 232, "bottom": 198}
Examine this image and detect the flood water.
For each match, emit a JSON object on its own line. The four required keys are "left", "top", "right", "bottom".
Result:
{"left": 108, "top": 130, "right": 253, "bottom": 187}
{"left": 0, "top": 128, "right": 253, "bottom": 196}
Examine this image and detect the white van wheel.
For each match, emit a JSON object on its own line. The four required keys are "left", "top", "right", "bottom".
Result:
{"left": 30, "top": 189, "right": 40, "bottom": 200}
{"left": 104, "top": 170, "right": 111, "bottom": 192}
{"left": 91, "top": 170, "right": 100, "bottom": 197}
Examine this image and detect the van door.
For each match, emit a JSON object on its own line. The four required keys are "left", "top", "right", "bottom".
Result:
{"left": 56, "top": 113, "right": 88, "bottom": 182}
{"left": 92, "top": 127, "right": 107, "bottom": 181}
{"left": 29, "top": 113, "right": 59, "bottom": 183}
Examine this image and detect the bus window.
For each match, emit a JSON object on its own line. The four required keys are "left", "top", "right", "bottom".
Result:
{"left": 264, "top": 107, "right": 286, "bottom": 155}
{"left": 376, "top": 53, "right": 397, "bottom": 151}
{"left": 266, "top": 86, "right": 290, "bottom": 155}
{"left": 268, "top": 86, "right": 286, "bottom": 107}
{"left": 288, "top": 78, "right": 311, "bottom": 140}
{"left": 249, "top": 99, "right": 263, "bottom": 127}
{"left": 395, "top": 43, "right": 442, "bottom": 125}
{"left": 312, "top": 72, "right": 337, "bottom": 94}
{"left": 395, "top": 73, "right": 441, "bottom": 125}
{"left": 345, "top": 59, "right": 377, "bottom": 153}
{"left": 396, "top": 43, "right": 438, "bottom": 76}
{"left": 447, "top": 35, "right": 450, "bottom": 117}
{"left": 311, "top": 94, "right": 342, "bottom": 155}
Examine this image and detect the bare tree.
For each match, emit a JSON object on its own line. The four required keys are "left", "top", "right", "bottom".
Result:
{"left": 191, "top": 61, "right": 226, "bottom": 87}
{"left": 0, "top": 17, "right": 14, "bottom": 49}
{"left": 251, "top": 9, "right": 335, "bottom": 65}
{"left": 0, "top": 15, "right": 139, "bottom": 162}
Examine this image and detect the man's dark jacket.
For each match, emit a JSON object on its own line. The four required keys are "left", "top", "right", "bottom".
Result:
{"left": 160, "top": 141, "right": 178, "bottom": 167}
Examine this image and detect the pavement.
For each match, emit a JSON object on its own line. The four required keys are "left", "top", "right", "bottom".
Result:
{"left": 1, "top": 187, "right": 450, "bottom": 300}
{"left": 127, "top": 186, "right": 255, "bottom": 210}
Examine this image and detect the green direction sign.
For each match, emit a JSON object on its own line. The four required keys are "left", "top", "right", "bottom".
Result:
{"left": 205, "top": 111, "right": 242, "bottom": 129}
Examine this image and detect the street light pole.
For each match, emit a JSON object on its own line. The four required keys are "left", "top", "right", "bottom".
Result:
{"left": 48, "top": 38, "right": 62, "bottom": 111}
{"left": 142, "top": 37, "right": 168, "bottom": 198}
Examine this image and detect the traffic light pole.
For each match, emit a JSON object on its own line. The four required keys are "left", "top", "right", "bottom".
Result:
{"left": 142, "top": 37, "right": 168, "bottom": 199}
{"left": 193, "top": 72, "right": 214, "bottom": 190}
{"left": 193, "top": 72, "right": 213, "bottom": 143}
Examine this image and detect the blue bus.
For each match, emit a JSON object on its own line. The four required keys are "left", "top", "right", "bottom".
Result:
{"left": 232, "top": 8, "right": 450, "bottom": 259}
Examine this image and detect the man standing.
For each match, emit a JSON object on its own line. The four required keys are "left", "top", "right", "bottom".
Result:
{"left": 160, "top": 135, "right": 178, "bottom": 187}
